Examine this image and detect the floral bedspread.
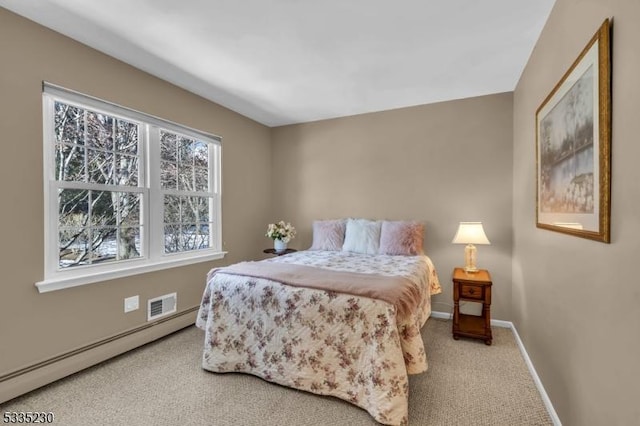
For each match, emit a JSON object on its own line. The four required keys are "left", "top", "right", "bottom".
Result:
{"left": 196, "top": 250, "right": 441, "bottom": 425}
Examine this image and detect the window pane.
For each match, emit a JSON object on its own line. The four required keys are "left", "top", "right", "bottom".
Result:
{"left": 91, "top": 191, "right": 117, "bottom": 227}
{"left": 181, "top": 225, "right": 196, "bottom": 251}
{"left": 178, "top": 165, "right": 193, "bottom": 191}
{"left": 189, "top": 224, "right": 210, "bottom": 250}
{"left": 86, "top": 111, "right": 114, "bottom": 151}
{"left": 194, "top": 167, "right": 208, "bottom": 192}
{"left": 55, "top": 144, "right": 86, "bottom": 182}
{"left": 54, "top": 102, "right": 141, "bottom": 188}
{"left": 115, "top": 120, "right": 138, "bottom": 155}
{"left": 196, "top": 196, "right": 210, "bottom": 222}
{"left": 181, "top": 196, "right": 211, "bottom": 223}
{"left": 120, "top": 192, "right": 141, "bottom": 226}
{"left": 164, "top": 225, "right": 181, "bottom": 253}
{"left": 178, "top": 137, "right": 194, "bottom": 166}
{"left": 59, "top": 227, "right": 90, "bottom": 268}
{"left": 160, "top": 131, "right": 177, "bottom": 161}
{"left": 58, "top": 189, "right": 89, "bottom": 227}
{"left": 92, "top": 226, "right": 117, "bottom": 263}
{"left": 115, "top": 154, "right": 139, "bottom": 186}
{"left": 163, "top": 223, "right": 211, "bottom": 254}
{"left": 194, "top": 141, "right": 208, "bottom": 168}
{"left": 118, "top": 226, "right": 141, "bottom": 260}
{"left": 164, "top": 195, "right": 180, "bottom": 224}
{"left": 180, "top": 224, "right": 210, "bottom": 251}
{"left": 160, "top": 161, "right": 177, "bottom": 189}
{"left": 181, "top": 197, "right": 196, "bottom": 223}
{"left": 54, "top": 102, "right": 85, "bottom": 145}
{"left": 87, "top": 148, "right": 114, "bottom": 184}
{"left": 57, "top": 190, "right": 145, "bottom": 267}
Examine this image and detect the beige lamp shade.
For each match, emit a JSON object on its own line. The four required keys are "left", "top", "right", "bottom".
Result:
{"left": 452, "top": 222, "right": 490, "bottom": 273}
{"left": 452, "top": 222, "right": 490, "bottom": 245}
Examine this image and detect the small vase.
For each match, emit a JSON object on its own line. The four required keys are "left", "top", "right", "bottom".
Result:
{"left": 273, "top": 239, "right": 287, "bottom": 253}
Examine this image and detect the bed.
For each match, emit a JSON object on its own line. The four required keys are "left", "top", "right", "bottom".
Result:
{"left": 196, "top": 219, "right": 441, "bottom": 425}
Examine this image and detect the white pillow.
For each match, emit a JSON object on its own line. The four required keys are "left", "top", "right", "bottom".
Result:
{"left": 342, "top": 218, "right": 382, "bottom": 255}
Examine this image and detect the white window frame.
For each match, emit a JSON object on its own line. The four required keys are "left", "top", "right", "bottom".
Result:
{"left": 37, "top": 83, "right": 225, "bottom": 293}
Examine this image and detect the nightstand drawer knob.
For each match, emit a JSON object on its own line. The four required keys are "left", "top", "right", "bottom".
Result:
{"left": 468, "top": 288, "right": 475, "bottom": 294}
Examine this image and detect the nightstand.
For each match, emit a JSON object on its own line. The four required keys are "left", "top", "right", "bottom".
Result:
{"left": 263, "top": 248, "right": 297, "bottom": 256}
{"left": 452, "top": 267, "right": 492, "bottom": 345}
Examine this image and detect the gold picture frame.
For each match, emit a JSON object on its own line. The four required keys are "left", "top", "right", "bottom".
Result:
{"left": 536, "top": 19, "right": 612, "bottom": 243}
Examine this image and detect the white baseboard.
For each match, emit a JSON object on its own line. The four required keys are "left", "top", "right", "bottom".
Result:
{"left": 429, "top": 310, "right": 452, "bottom": 321}
{"left": 0, "top": 308, "right": 197, "bottom": 404}
{"left": 430, "top": 311, "right": 561, "bottom": 426}
{"left": 509, "top": 322, "right": 562, "bottom": 426}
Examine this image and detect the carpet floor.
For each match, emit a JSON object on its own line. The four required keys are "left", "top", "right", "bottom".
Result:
{"left": 1, "top": 318, "right": 552, "bottom": 425}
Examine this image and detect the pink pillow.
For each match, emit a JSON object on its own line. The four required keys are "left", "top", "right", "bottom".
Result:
{"left": 378, "top": 221, "right": 424, "bottom": 255}
{"left": 309, "top": 219, "right": 346, "bottom": 251}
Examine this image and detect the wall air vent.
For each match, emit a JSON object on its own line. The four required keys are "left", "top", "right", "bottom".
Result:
{"left": 147, "top": 292, "right": 177, "bottom": 321}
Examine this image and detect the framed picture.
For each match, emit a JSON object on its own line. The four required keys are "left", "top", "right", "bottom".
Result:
{"left": 536, "top": 19, "right": 611, "bottom": 243}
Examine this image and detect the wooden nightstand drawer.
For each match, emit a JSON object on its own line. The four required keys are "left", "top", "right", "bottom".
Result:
{"left": 460, "top": 284, "right": 484, "bottom": 300}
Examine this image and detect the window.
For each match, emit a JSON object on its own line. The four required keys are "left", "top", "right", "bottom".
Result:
{"left": 160, "top": 130, "right": 215, "bottom": 254}
{"left": 39, "top": 83, "right": 223, "bottom": 292}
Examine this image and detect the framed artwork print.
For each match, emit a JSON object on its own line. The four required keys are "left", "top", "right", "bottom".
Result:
{"left": 536, "top": 19, "right": 611, "bottom": 243}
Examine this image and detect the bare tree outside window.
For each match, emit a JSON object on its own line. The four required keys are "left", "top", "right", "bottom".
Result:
{"left": 54, "top": 102, "right": 142, "bottom": 268}
{"left": 160, "top": 130, "right": 213, "bottom": 253}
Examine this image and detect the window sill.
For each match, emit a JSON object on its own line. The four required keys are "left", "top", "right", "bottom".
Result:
{"left": 35, "top": 251, "right": 227, "bottom": 293}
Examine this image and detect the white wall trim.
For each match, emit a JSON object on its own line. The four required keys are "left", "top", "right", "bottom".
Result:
{"left": 430, "top": 311, "right": 562, "bottom": 425}
{"left": 35, "top": 251, "right": 227, "bottom": 293}
{"left": 509, "top": 321, "right": 562, "bottom": 426}
{"left": 429, "top": 310, "right": 452, "bottom": 321}
{"left": 0, "top": 307, "right": 197, "bottom": 404}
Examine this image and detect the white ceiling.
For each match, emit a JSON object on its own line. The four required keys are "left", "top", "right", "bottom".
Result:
{"left": 1, "top": 0, "right": 555, "bottom": 127}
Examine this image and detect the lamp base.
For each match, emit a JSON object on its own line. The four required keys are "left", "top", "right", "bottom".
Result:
{"left": 464, "top": 243, "right": 478, "bottom": 273}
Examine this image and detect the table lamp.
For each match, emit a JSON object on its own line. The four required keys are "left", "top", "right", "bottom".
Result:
{"left": 452, "top": 222, "right": 490, "bottom": 273}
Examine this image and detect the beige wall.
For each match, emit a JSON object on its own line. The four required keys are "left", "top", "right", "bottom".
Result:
{"left": 0, "top": 8, "right": 271, "bottom": 400}
{"left": 513, "top": 0, "right": 640, "bottom": 424}
{"left": 8, "top": 1, "right": 638, "bottom": 421}
{"left": 271, "top": 93, "right": 514, "bottom": 320}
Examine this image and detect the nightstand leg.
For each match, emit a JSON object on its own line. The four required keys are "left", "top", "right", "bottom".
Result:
{"left": 484, "top": 304, "right": 489, "bottom": 330}
{"left": 483, "top": 303, "right": 492, "bottom": 345}
{"left": 453, "top": 285, "right": 460, "bottom": 337}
